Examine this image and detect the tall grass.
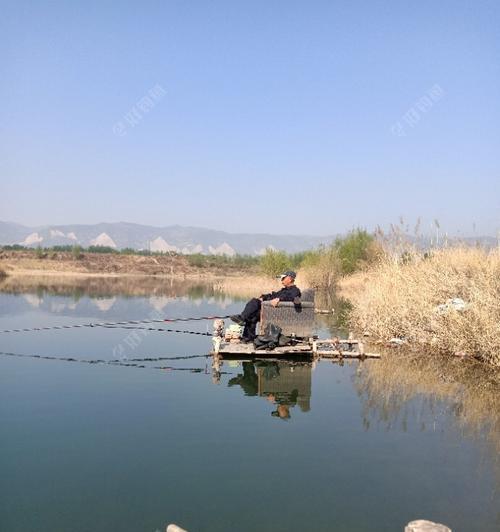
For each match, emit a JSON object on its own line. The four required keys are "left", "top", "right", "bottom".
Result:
{"left": 349, "top": 247, "right": 500, "bottom": 366}
{"left": 300, "top": 229, "right": 382, "bottom": 289}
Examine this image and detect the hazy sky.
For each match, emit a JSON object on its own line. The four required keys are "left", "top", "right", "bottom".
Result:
{"left": 1, "top": 1, "right": 499, "bottom": 236}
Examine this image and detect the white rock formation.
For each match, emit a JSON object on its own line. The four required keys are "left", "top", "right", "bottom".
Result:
{"left": 149, "top": 237, "right": 178, "bottom": 253}
{"left": 180, "top": 244, "right": 203, "bottom": 254}
{"left": 256, "top": 245, "right": 276, "bottom": 255}
{"left": 190, "top": 244, "right": 203, "bottom": 254}
{"left": 90, "top": 233, "right": 117, "bottom": 248}
{"left": 208, "top": 242, "right": 236, "bottom": 256}
{"left": 20, "top": 232, "right": 43, "bottom": 246}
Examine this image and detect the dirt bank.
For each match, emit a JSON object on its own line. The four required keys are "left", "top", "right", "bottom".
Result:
{"left": 0, "top": 249, "right": 208, "bottom": 277}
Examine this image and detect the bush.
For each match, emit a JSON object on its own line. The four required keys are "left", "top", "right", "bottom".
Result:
{"left": 335, "top": 228, "right": 380, "bottom": 274}
{"left": 187, "top": 253, "right": 205, "bottom": 267}
{"left": 35, "top": 246, "right": 46, "bottom": 259}
{"left": 120, "top": 247, "right": 137, "bottom": 255}
{"left": 187, "top": 253, "right": 260, "bottom": 269}
{"left": 260, "top": 248, "right": 290, "bottom": 278}
{"left": 72, "top": 245, "right": 83, "bottom": 260}
{"left": 87, "top": 245, "right": 118, "bottom": 254}
{"left": 299, "top": 229, "right": 381, "bottom": 290}
{"left": 1, "top": 244, "right": 27, "bottom": 251}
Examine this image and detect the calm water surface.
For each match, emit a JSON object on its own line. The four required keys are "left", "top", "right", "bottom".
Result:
{"left": 0, "top": 281, "right": 498, "bottom": 532}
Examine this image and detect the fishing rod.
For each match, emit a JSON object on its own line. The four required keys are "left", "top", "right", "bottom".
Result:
{"left": 0, "top": 314, "right": 231, "bottom": 335}
{"left": 0, "top": 350, "right": 232, "bottom": 375}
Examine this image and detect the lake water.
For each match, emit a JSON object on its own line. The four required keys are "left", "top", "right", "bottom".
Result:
{"left": 0, "top": 280, "right": 498, "bottom": 532}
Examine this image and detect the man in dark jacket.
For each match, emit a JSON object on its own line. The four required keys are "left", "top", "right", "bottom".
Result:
{"left": 230, "top": 270, "right": 301, "bottom": 341}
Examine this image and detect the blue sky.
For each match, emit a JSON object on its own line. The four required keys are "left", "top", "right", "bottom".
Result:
{"left": 1, "top": 0, "right": 499, "bottom": 236}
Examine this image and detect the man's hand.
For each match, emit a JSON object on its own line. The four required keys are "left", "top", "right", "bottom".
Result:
{"left": 271, "top": 298, "right": 280, "bottom": 307}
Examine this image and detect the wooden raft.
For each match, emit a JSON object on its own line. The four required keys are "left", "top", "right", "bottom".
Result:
{"left": 213, "top": 338, "right": 380, "bottom": 359}
{"left": 211, "top": 289, "right": 380, "bottom": 359}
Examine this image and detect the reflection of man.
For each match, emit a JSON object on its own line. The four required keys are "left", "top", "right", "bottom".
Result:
{"left": 273, "top": 405, "right": 290, "bottom": 419}
{"left": 267, "top": 392, "right": 297, "bottom": 419}
{"left": 228, "top": 361, "right": 311, "bottom": 420}
{"left": 230, "top": 271, "right": 301, "bottom": 342}
{"left": 228, "top": 362, "right": 258, "bottom": 396}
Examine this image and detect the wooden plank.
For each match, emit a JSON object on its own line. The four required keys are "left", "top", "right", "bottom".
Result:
{"left": 315, "top": 339, "right": 359, "bottom": 345}
{"left": 320, "top": 351, "right": 380, "bottom": 359}
{"left": 213, "top": 341, "right": 379, "bottom": 359}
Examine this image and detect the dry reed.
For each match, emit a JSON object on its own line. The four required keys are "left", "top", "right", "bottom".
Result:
{"left": 349, "top": 247, "right": 500, "bottom": 366}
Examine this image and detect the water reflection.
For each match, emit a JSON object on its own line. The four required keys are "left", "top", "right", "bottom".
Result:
{"left": 2, "top": 286, "right": 500, "bottom": 530}
{"left": 227, "top": 361, "right": 312, "bottom": 419}
{"left": 0, "top": 276, "right": 242, "bottom": 319}
{"left": 0, "top": 275, "right": 246, "bottom": 302}
{"left": 354, "top": 353, "right": 500, "bottom": 522}
{"left": 313, "top": 289, "right": 354, "bottom": 337}
{"left": 354, "top": 352, "right": 500, "bottom": 464}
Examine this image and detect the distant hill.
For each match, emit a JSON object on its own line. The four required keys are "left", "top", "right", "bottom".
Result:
{"left": 0, "top": 221, "right": 338, "bottom": 255}
{"left": 1, "top": 221, "right": 495, "bottom": 256}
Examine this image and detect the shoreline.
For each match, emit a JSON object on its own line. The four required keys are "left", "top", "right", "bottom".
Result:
{"left": 0, "top": 250, "right": 308, "bottom": 298}
{"left": 0, "top": 269, "right": 283, "bottom": 300}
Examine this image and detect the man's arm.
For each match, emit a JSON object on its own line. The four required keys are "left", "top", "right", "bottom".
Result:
{"left": 260, "top": 291, "right": 279, "bottom": 302}
{"left": 260, "top": 287, "right": 301, "bottom": 307}
{"left": 273, "top": 286, "right": 301, "bottom": 302}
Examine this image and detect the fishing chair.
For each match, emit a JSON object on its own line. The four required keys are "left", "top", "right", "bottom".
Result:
{"left": 259, "top": 289, "right": 315, "bottom": 339}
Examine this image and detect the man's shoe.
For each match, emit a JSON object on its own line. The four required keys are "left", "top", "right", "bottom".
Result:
{"left": 230, "top": 314, "right": 245, "bottom": 326}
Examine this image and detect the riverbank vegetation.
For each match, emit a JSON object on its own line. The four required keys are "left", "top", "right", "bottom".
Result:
{"left": 348, "top": 246, "right": 500, "bottom": 366}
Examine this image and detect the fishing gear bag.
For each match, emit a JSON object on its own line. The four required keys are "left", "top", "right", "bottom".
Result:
{"left": 253, "top": 323, "right": 293, "bottom": 350}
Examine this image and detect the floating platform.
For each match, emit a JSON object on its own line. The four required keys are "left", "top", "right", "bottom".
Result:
{"left": 211, "top": 293, "right": 380, "bottom": 360}
{"left": 212, "top": 338, "right": 380, "bottom": 359}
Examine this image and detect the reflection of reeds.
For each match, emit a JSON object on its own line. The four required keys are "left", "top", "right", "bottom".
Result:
{"left": 348, "top": 247, "right": 500, "bottom": 365}
{"left": 355, "top": 352, "right": 500, "bottom": 459}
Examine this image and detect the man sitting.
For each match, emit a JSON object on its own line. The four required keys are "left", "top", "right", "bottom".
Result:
{"left": 230, "top": 270, "right": 301, "bottom": 342}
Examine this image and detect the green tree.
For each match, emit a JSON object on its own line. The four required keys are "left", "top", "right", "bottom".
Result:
{"left": 72, "top": 245, "right": 83, "bottom": 260}
{"left": 35, "top": 246, "right": 46, "bottom": 259}
{"left": 335, "top": 228, "right": 376, "bottom": 274}
{"left": 260, "top": 248, "right": 290, "bottom": 278}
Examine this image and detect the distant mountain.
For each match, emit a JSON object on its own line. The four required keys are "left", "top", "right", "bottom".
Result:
{"left": 1, "top": 222, "right": 495, "bottom": 255}
{"left": 0, "top": 221, "right": 338, "bottom": 255}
